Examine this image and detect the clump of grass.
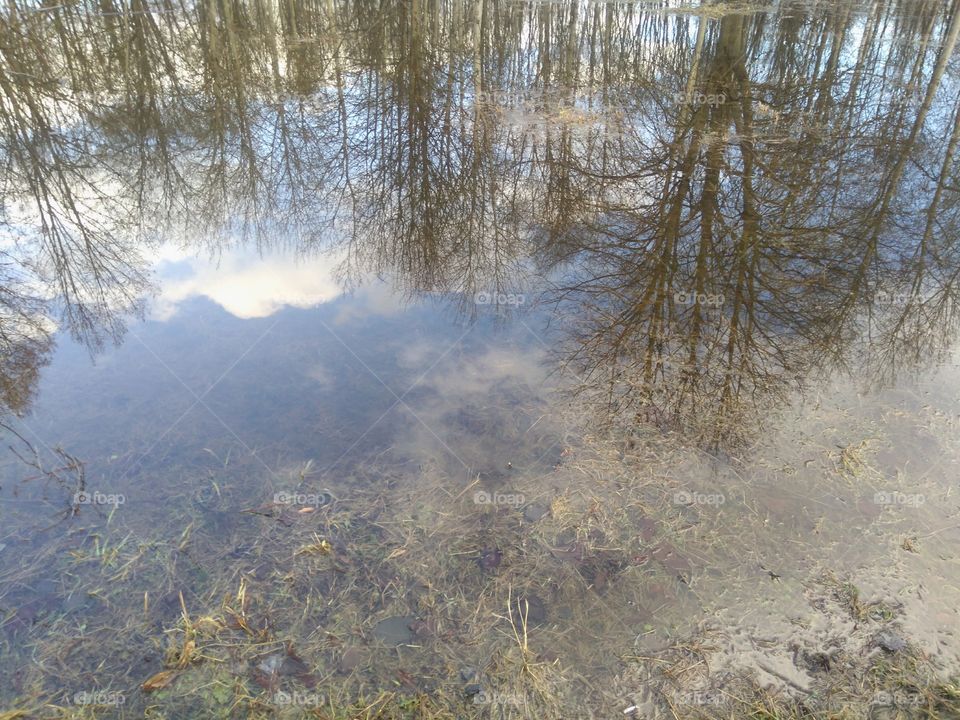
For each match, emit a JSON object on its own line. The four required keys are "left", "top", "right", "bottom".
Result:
{"left": 818, "top": 571, "right": 896, "bottom": 623}
{"left": 831, "top": 438, "right": 879, "bottom": 482}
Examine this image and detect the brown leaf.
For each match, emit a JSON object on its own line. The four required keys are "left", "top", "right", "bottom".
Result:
{"left": 650, "top": 542, "right": 691, "bottom": 575}
{"left": 141, "top": 670, "right": 179, "bottom": 692}
{"left": 251, "top": 667, "right": 279, "bottom": 692}
{"left": 395, "top": 669, "right": 418, "bottom": 690}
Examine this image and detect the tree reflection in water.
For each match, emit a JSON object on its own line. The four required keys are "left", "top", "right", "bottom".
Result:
{"left": 1, "top": 1, "right": 960, "bottom": 715}
{"left": 2, "top": 0, "right": 957, "bottom": 447}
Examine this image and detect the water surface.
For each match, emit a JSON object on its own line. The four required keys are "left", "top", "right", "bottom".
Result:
{"left": 1, "top": 0, "right": 960, "bottom": 717}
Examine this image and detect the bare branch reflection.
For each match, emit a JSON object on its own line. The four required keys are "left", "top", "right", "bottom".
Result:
{"left": 0, "top": 0, "right": 957, "bottom": 448}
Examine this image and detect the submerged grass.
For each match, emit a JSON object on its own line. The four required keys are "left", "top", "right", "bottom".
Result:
{"left": 2, "top": 391, "right": 959, "bottom": 718}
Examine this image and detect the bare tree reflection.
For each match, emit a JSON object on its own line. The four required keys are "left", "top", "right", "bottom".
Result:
{"left": 0, "top": 256, "right": 52, "bottom": 416}
{"left": 543, "top": 0, "right": 960, "bottom": 448}
{"left": 0, "top": 0, "right": 957, "bottom": 449}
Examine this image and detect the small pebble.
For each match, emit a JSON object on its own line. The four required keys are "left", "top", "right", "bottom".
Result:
{"left": 876, "top": 632, "right": 907, "bottom": 653}
{"left": 477, "top": 547, "right": 502, "bottom": 572}
{"left": 339, "top": 647, "right": 363, "bottom": 673}
{"left": 523, "top": 502, "right": 549, "bottom": 522}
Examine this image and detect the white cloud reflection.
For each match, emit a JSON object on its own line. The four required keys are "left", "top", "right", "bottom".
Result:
{"left": 150, "top": 246, "right": 346, "bottom": 320}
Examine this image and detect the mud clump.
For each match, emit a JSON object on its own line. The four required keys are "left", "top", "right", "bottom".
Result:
{"left": 477, "top": 546, "right": 503, "bottom": 572}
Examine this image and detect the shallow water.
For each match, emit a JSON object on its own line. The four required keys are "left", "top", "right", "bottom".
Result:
{"left": 1, "top": 0, "right": 959, "bottom": 716}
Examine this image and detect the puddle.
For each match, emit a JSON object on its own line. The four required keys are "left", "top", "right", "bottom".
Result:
{"left": 1, "top": 0, "right": 960, "bottom": 717}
